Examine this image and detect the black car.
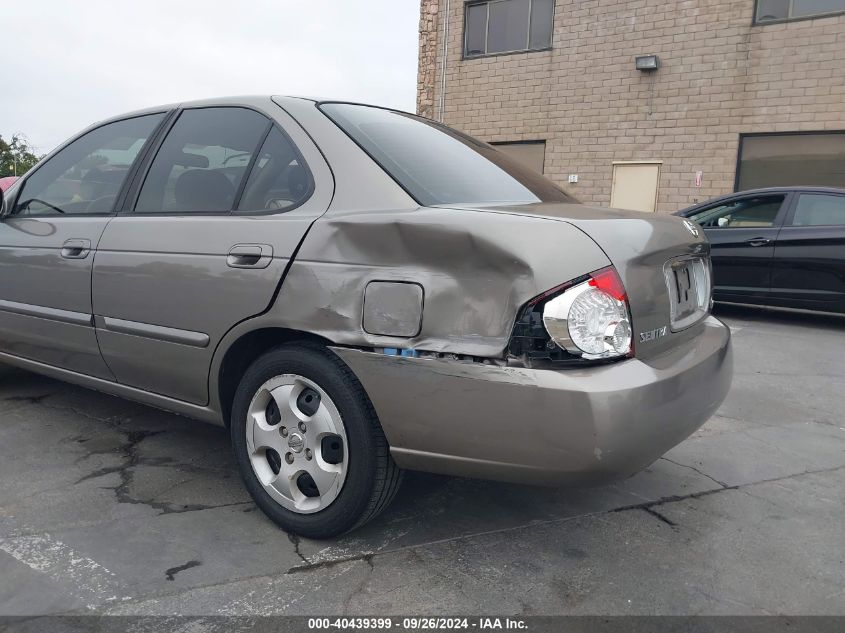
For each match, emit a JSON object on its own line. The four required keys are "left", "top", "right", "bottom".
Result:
{"left": 676, "top": 187, "right": 845, "bottom": 314}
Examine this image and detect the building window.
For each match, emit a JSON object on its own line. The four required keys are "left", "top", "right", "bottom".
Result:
{"left": 490, "top": 141, "right": 546, "bottom": 174}
{"left": 464, "top": 0, "right": 555, "bottom": 58}
{"left": 755, "top": 0, "right": 845, "bottom": 23}
{"left": 736, "top": 132, "right": 845, "bottom": 191}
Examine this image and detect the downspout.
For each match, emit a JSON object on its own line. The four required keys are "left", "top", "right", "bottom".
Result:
{"left": 438, "top": 0, "right": 450, "bottom": 122}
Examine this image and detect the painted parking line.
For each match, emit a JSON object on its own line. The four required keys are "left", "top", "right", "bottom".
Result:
{"left": 0, "top": 533, "right": 130, "bottom": 609}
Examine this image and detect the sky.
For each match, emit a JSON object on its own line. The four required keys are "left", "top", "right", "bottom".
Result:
{"left": 1, "top": 0, "right": 421, "bottom": 155}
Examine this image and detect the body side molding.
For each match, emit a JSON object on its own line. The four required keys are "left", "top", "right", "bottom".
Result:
{"left": 95, "top": 316, "right": 210, "bottom": 348}
{"left": 0, "top": 299, "right": 93, "bottom": 327}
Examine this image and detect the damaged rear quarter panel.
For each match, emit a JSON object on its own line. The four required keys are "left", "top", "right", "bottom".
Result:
{"left": 270, "top": 206, "right": 611, "bottom": 357}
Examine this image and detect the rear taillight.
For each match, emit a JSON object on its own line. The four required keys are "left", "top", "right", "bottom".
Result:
{"left": 542, "top": 266, "right": 633, "bottom": 360}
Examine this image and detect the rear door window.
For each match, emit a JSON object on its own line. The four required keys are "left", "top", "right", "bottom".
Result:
{"left": 135, "top": 107, "right": 269, "bottom": 214}
{"left": 791, "top": 194, "right": 845, "bottom": 226}
{"left": 237, "top": 127, "right": 313, "bottom": 213}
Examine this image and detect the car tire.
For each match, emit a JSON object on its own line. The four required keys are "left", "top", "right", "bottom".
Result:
{"left": 230, "top": 342, "right": 403, "bottom": 539}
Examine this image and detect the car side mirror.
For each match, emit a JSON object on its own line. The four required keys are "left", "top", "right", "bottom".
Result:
{"left": 717, "top": 217, "right": 729, "bottom": 227}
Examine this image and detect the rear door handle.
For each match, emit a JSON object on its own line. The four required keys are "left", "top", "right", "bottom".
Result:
{"left": 227, "top": 244, "right": 273, "bottom": 269}
{"left": 746, "top": 237, "right": 771, "bottom": 247}
{"left": 61, "top": 239, "right": 91, "bottom": 259}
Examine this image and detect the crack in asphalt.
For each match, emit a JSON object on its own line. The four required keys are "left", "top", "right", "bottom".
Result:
{"left": 71, "top": 427, "right": 205, "bottom": 515}
{"left": 49, "top": 461, "right": 845, "bottom": 616}
{"left": 611, "top": 483, "right": 741, "bottom": 518}
{"left": 642, "top": 507, "right": 678, "bottom": 527}
{"left": 613, "top": 464, "right": 845, "bottom": 520}
{"left": 74, "top": 429, "right": 162, "bottom": 484}
{"left": 1, "top": 393, "right": 53, "bottom": 404}
{"left": 342, "top": 554, "right": 375, "bottom": 613}
{"left": 38, "top": 399, "right": 126, "bottom": 426}
{"left": 283, "top": 463, "right": 845, "bottom": 577}
{"left": 659, "top": 456, "right": 730, "bottom": 488}
{"left": 287, "top": 532, "right": 310, "bottom": 566}
{"left": 30, "top": 399, "right": 245, "bottom": 516}
{"left": 165, "top": 560, "right": 202, "bottom": 581}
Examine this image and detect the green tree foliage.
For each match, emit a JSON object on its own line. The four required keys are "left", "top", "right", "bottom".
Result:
{"left": 0, "top": 134, "right": 43, "bottom": 178}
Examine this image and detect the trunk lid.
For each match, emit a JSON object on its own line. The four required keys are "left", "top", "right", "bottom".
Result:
{"left": 443, "top": 202, "right": 712, "bottom": 359}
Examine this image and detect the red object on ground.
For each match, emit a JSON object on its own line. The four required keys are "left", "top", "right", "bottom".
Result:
{"left": 0, "top": 176, "right": 19, "bottom": 192}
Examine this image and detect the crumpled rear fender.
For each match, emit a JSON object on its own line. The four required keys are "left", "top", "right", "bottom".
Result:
{"left": 269, "top": 206, "right": 610, "bottom": 357}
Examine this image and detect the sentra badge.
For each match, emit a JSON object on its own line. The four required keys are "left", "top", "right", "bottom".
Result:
{"left": 639, "top": 326, "right": 668, "bottom": 343}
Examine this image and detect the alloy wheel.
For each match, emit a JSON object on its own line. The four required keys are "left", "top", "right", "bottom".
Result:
{"left": 245, "top": 374, "right": 348, "bottom": 514}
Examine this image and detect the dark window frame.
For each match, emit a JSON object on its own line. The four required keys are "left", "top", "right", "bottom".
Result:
{"left": 124, "top": 105, "right": 315, "bottom": 218}
{"left": 752, "top": 0, "right": 845, "bottom": 25}
{"left": 462, "top": 0, "right": 555, "bottom": 59}
{"left": 734, "top": 130, "right": 845, "bottom": 192}
{"left": 7, "top": 112, "right": 170, "bottom": 219}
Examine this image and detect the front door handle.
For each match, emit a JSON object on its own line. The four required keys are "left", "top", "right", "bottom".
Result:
{"left": 746, "top": 237, "right": 772, "bottom": 247}
{"left": 227, "top": 244, "right": 273, "bottom": 269}
{"left": 61, "top": 239, "right": 91, "bottom": 259}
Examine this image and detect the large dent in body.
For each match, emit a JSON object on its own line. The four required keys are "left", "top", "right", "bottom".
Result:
{"left": 469, "top": 202, "right": 713, "bottom": 358}
{"left": 272, "top": 206, "right": 610, "bottom": 356}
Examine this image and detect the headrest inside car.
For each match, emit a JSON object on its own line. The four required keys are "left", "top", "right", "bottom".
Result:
{"left": 175, "top": 152, "right": 210, "bottom": 168}
{"left": 174, "top": 169, "right": 234, "bottom": 212}
{"left": 288, "top": 164, "right": 309, "bottom": 198}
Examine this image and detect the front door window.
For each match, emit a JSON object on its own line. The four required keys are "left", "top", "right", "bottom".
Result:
{"left": 688, "top": 195, "right": 786, "bottom": 228}
{"left": 13, "top": 114, "right": 164, "bottom": 216}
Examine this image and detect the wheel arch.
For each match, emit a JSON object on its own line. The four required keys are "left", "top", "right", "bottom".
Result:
{"left": 216, "top": 326, "right": 334, "bottom": 427}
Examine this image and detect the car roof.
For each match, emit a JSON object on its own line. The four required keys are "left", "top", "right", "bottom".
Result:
{"left": 91, "top": 95, "right": 417, "bottom": 128}
{"left": 87, "top": 96, "right": 288, "bottom": 126}
{"left": 675, "top": 186, "right": 845, "bottom": 215}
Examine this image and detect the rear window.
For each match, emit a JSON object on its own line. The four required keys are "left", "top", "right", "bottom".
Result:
{"left": 319, "top": 103, "right": 574, "bottom": 207}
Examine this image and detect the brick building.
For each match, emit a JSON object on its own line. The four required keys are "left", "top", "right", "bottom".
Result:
{"left": 417, "top": 0, "right": 845, "bottom": 213}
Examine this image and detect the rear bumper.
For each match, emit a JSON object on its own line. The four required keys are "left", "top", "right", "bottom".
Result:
{"left": 332, "top": 316, "right": 732, "bottom": 486}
